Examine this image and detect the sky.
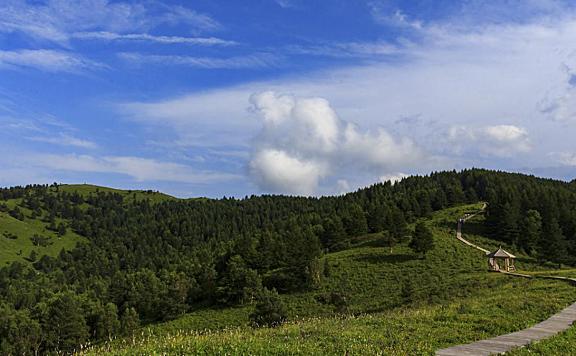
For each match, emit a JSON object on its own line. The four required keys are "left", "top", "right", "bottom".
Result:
{"left": 1, "top": 0, "right": 576, "bottom": 198}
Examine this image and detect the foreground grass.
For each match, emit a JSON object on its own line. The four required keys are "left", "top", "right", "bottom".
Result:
{"left": 506, "top": 325, "right": 576, "bottom": 355}
{"left": 84, "top": 277, "right": 576, "bottom": 355}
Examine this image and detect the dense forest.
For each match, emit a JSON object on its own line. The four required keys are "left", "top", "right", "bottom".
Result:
{"left": 1, "top": 169, "right": 576, "bottom": 354}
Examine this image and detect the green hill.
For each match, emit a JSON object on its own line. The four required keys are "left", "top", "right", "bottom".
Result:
{"left": 83, "top": 203, "right": 576, "bottom": 355}
{"left": 0, "top": 184, "right": 176, "bottom": 265}
{"left": 2, "top": 169, "right": 576, "bottom": 355}
{"left": 59, "top": 184, "right": 177, "bottom": 203}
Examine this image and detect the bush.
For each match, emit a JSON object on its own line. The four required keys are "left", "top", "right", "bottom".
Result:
{"left": 315, "top": 291, "right": 349, "bottom": 313}
{"left": 249, "top": 288, "right": 287, "bottom": 328}
{"left": 30, "top": 234, "right": 52, "bottom": 247}
{"left": 3, "top": 232, "right": 18, "bottom": 240}
{"left": 8, "top": 207, "right": 24, "bottom": 221}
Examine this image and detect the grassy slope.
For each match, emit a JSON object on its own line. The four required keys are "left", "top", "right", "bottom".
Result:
{"left": 89, "top": 279, "right": 576, "bottom": 356}
{"left": 83, "top": 203, "right": 576, "bottom": 355}
{"left": 59, "top": 184, "right": 176, "bottom": 203}
{"left": 0, "top": 199, "right": 85, "bottom": 266}
{"left": 0, "top": 184, "right": 175, "bottom": 266}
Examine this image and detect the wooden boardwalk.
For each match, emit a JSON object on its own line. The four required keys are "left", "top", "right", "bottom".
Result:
{"left": 436, "top": 205, "right": 576, "bottom": 355}
{"left": 436, "top": 302, "right": 576, "bottom": 355}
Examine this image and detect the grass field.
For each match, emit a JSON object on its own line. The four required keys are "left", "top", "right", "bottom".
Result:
{"left": 85, "top": 277, "right": 576, "bottom": 355}
{"left": 82, "top": 202, "right": 576, "bottom": 355}
{"left": 0, "top": 201, "right": 85, "bottom": 266}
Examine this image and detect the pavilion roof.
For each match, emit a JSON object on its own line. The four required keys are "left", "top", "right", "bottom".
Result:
{"left": 487, "top": 247, "right": 516, "bottom": 259}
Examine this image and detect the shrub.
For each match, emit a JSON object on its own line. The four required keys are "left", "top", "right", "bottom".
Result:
{"left": 3, "top": 232, "right": 18, "bottom": 240}
{"left": 249, "top": 288, "right": 287, "bottom": 328}
{"left": 315, "top": 291, "right": 349, "bottom": 313}
{"left": 30, "top": 235, "right": 52, "bottom": 247}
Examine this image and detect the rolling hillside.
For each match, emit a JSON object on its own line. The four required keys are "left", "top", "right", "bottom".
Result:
{"left": 0, "top": 184, "right": 174, "bottom": 265}
{"left": 83, "top": 203, "right": 576, "bottom": 355}
{"left": 2, "top": 169, "right": 576, "bottom": 355}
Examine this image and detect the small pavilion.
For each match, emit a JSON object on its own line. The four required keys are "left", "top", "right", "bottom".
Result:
{"left": 487, "top": 247, "right": 516, "bottom": 272}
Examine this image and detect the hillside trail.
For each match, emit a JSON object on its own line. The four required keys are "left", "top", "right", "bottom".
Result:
{"left": 436, "top": 203, "right": 576, "bottom": 356}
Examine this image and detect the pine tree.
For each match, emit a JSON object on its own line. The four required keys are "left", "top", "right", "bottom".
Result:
{"left": 409, "top": 222, "right": 434, "bottom": 257}
{"left": 95, "top": 303, "right": 120, "bottom": 340}
{"left": 538, "top": 219, "right": 568, "bottom": 267}
{"left": 367, "top": 204, "right": 386, "bottom": 233}
{"left": 43, "top": 293, "right": 89, "bottom": 352}
{"left": 519, "top": 210, "right": 542, "bottom": 255}
{"left": 120, "top": 307, "right": 139, "bottom": 336}
{"left": 57, "top": 222, "right": 67, "bottom": 236}
{"left": 499, "top": 202, "right": 520, "bottom": 245}
{"left": 321, "top": 217, "right": 347, "bottom": 250}
{"left": 380, "top": 230, "right": 397, "bottom": 253}
{"left": 343, "top": 203, "right": 368, "bottom": 236}
{"left": 249, "top": 288, "right": 287, "bottom": 328}
{"left": 389, "top": 208, "right": 410, "bottom": 242}
{"left": 217, "top": 255, "right": 262, "bottom": 305}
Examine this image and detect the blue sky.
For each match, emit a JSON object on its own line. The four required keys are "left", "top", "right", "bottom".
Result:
{"left": 1, "top": 0, "right": 576, "bottom": 197}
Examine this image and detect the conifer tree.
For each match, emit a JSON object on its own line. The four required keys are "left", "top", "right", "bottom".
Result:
{"left": 519, "top": 210, "right": 542, "bottom": 255}
{"left": 120, "top": 307, "right": 139, "bottom": 336}
{"left": 249, "top": 288, "right": 287, "bottom": 328}
{"left": 409, "top": 222, "right": 434, "bottom": 257}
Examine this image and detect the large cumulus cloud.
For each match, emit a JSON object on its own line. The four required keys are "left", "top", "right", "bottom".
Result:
{"left": 248, "top": 91, "right": 424, "bottom": 195}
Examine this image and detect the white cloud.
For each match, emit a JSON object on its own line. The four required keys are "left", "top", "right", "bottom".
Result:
{"left": 447, "top": 125, "right": 531, "bottom": 157}
{"left": 72, "top": 31, "right": 236, "bottom": 46}
{"left": 552, "top": 152, "right": 576, "bottom": 166}
{"left": 538, "top": 66, "right": 576, "bottom": 122}
{"left": 370, "top": 7, "right": 423, "bottom": 30}
{"left": 0, "top": 0, "right": 220, "bottom": 45}
{"left": 27, "top": 133, "right": 97, "bottom": 149}
{"left": 0, "top": 49, "right": 103, "bottom": 72}
{"left": 287, "top": 41, "right": 400, "bottom": 58}
{"left": 248, "top": 92, "right": 425, "bottom": 195}
{"left": 28, "top": 154, "right": 239, "bottom": 184}
{"left": 249, "top": 149, "right": 326, "bottom": 195}
{"left": 379, "top": 173, "right": 408, "bottom": 185}
{"left": 118, "top": 52, "right": 280, "bottom": 69}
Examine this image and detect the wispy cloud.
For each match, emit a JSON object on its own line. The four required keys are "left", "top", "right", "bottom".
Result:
{"left": 72, "top": 31, "right": 237, "bottom": 46}
{"left": 0, "top": 49, "right": 103, "bottom": 72}
{"left": 368, "top": 2, "right": 423, "bottom": 30}
{"left": 274, "top": 0, "right": 297, "bottom": 9}
{"left": 551, "top": 151, "right": 576, "bottom": 166}
{"left": 27, "top": 133, "right": 97, "bottom": 149}
{"left": 29, "top": 154, "right": 240, "bottom": 184}
{"left": 287, "top": 41, "right": 400, "bottom": 58}
{"left": 0, "top": 0, "right": 220, "bottom": 45}
{"left": 119, "top": 52, "right": 280, "bottom": 69}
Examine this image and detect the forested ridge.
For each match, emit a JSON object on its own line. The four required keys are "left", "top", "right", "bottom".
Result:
{"left": 1, "top": 168, "right": 576, "bottom": 354}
